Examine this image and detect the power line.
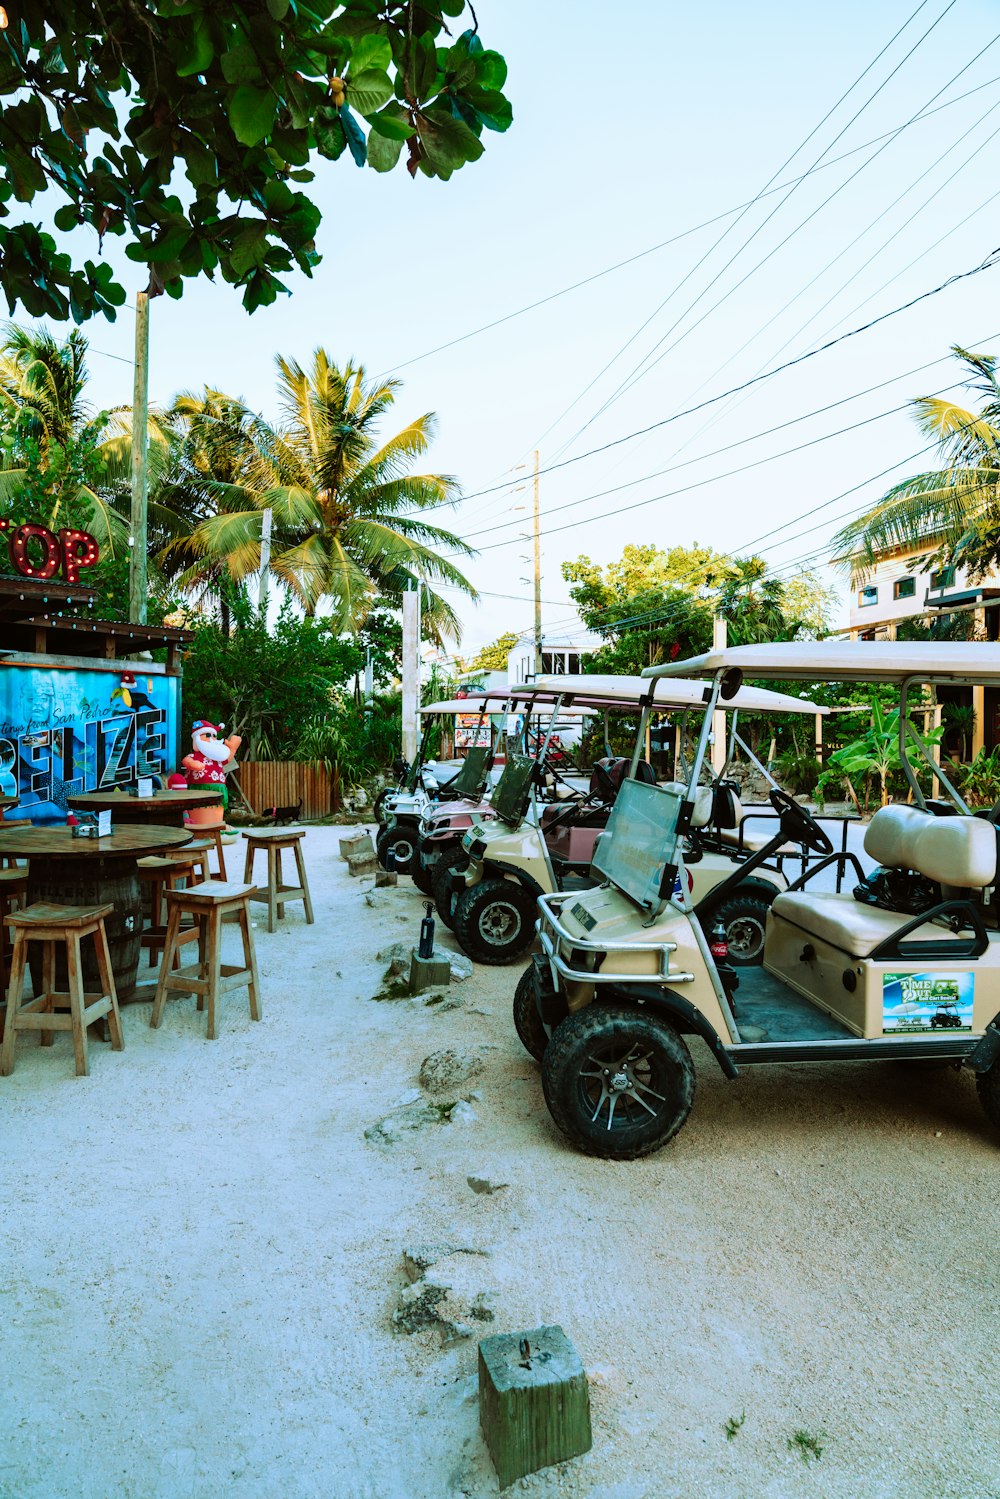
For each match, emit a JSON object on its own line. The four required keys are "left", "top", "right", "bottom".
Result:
{"left": 538, "top": 0, "right": 961, "bottom": 463}
{"left": 569, "top": 17, "right": 997, "bottom": 450}
{"left": 457, "top": 355, "right": 974, "bottom": 547}
{"left": 428, "top": 250, "right": 1000, "bottom": 524}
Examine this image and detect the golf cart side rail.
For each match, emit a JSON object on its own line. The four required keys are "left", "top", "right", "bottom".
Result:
{"left": 536, "top": 890, "right": 696, "bottom": 985}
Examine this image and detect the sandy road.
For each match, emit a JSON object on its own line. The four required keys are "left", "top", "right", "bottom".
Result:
{"left": 0, "top": 824, "right": 996, "bottom": 1499}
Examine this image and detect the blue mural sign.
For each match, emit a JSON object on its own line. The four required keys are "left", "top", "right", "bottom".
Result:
{"left": 0, "top": 663, "right": 179, "bottom": 823}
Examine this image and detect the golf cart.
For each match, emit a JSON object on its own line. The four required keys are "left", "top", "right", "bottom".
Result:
{"left": 375, "top": 694, "right": 502, "bottom": 878}
{"left": 418, "top": 684, "right": 612, "bottom": 921}
{"left": 450, "top": 674, "right": 829, "bottom": 966}
{"left": 516, "top": 641, "right": 1000, "bottom": 1159}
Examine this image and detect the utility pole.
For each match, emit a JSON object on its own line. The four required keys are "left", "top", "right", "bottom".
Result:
{"left": 711, "top": 613, "right": 727, "bottom": 775}
{"left": 258, "top": 506, "right": 273, "bottom": 613}
{"left": 402, "top": 584, "right": 419, "bottom": 766}
{"left": 128, "top": 290, "right": 150, "bottom": 624}
{"left": 533, "top": 448, "right": 542, "bottom": 676}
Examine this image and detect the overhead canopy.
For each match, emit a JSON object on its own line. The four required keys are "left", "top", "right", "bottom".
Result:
{"left": 528, "top": 672, "right": 826, "bottom": 715}
{"left": 643, "top": 641, "right": 1000, "bottom": 687}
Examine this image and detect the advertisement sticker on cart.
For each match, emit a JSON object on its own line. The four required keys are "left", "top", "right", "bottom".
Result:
{"left": 882, "top": 972, "right": 974, "bottom": 1034}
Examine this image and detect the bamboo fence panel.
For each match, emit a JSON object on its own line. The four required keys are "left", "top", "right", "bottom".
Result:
{"left": 238, "top": 760, "right": 339, "bottom": 818}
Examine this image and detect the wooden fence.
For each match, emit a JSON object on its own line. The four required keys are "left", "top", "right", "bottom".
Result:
{"left": 236, "top": 760, "right": 339, "bottom": 819}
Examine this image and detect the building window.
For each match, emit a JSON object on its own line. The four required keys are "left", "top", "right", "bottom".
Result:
{"left": 929, "top": 566, "right": 956, "bottom": 590}
{"left": 858, "top": 585, "right": 878, "bottom": 608}
{"left": 893, "top": 577, "right": 916, "bottom": 600}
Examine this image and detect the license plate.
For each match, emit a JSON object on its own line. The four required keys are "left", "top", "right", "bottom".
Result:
{"left": 570, "top": 902, "right": 596, "bottom": 932}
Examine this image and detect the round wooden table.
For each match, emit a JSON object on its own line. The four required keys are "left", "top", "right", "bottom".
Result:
{"left": 67, "top": 789, "right": 222, "bottom": 828}
{"left": 0, "top": 823, "right": 193, "bottom": 999}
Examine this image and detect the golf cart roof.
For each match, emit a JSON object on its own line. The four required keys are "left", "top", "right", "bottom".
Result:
{"left": 529, "top": 672, "right": 827, "bottom": 715}
{"left": 419, "top": 694, "right": 507, "bottom": 714}
{"left": 642, "top": 640, "right": 1000, "bottom": 687}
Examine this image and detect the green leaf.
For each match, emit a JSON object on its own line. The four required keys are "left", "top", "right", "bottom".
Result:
{"left": 368, "top": 104, "right": 414, "bottom": 140}
{"left": 473, "top": 49, "right": 507, "bottom": 90}
{"left": 347, "top": 68, "right": 393, "bottom": 115}
{"left": 461, "top": 85, "right": 512, "bottom": 133}
{"left": 349, "top": 35, "right": 392, "bottom": 74}
{"left": 314, "top": 104, "right": 347, "bottom": 160}
{"left": 340, "top": 104, "right": 367, "bottom": 167}
{"left": 220, "top": 40, "right": 260, "bottom": 86}
{"left": 228, "top": 86, "right": 278, "bottom": 146}
{"left": 416, "top": 103, "right": 483, "bottom": 176}
{"left": 367, "top": 131, "right": 403, "bottom": 173}
{"left": 230, "top": 220, "right": 268, "bottom": 276}
{"left": 176, "top": 17, "right": 215, "bottom": 78}
{"left": 266, "top": 0, "right": 290, "bottom": 16}
{"left": 54, "top": 203, "right": 80, "bottom": 231}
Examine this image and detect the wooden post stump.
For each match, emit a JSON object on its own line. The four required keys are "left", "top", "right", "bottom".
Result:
{"left": 478, "top": 1325, "right": 591, "bottom": 1489}
{"left": 339, "top": 832, "right": 374, "bottom": 862}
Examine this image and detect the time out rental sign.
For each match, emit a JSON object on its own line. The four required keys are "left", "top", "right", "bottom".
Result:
{"left": 0, "top": 520, "right": 100, "bottom": 586}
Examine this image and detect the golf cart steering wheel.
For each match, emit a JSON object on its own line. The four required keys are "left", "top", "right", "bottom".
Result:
{"left": 768, "top": 788, "right": 833, "bottom": 855}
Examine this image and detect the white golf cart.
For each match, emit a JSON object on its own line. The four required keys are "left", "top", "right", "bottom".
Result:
{"left": 518, "top": 642, "right": 1000, "bottom": 1158}
{"left": 452, "top": 673, "right": 831, "bottom": 965}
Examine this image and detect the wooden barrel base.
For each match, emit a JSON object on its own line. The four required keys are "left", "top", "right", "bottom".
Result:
{"left": 27, "top": 855, "right": 142, "bottom": 999}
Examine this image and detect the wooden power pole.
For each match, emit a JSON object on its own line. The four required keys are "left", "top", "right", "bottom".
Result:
{"left": 128, "top": 290, "right": 150, "bottom": 625}
{"left": 533, "top": 449, "right": 542, "bottom": 676}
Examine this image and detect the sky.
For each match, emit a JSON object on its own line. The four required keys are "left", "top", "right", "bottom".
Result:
{"left": 72, "top": 0, "right": 1000, "bottom": 658}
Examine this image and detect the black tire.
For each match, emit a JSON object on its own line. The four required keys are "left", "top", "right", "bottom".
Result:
{"left": 372, "top": 788, "right": 391, "bottom": 824}
{"left": 542, "top": 1005, "right": 695, "bottom": 1160}
{"left": 376, "top": 824, "right": 418, "bottom": 876}
{"left": 976, "top": 1061, "right": 1000, "bottom": 1135}
{"left": 513, "top": 965, "right": 548, "bottom": 1061}
{"left": 705, "top": 892, "right": 773, "bottom": 966}
{"left": 411, "top": 857, "right": 433, "bottom": 895}
{"left": 453, "top": 878, "right": 538, "bottom": 965}
{"left": 433, "top": 859, "right": 467, "bottom": 930}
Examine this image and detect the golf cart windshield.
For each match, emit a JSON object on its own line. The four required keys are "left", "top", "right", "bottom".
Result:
{"left": 490, "top": 753, "right": 537, "bottom": 827}
{"left": 592, "top": 780, "right": 686, "bottom": 911}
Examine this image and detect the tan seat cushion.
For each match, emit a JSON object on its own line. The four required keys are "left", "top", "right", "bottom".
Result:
{"left": 864, "top": 804, "right": 997, "bottom": 888}
{"left": 771, "top": 891, "right": 946, "bottom": 959}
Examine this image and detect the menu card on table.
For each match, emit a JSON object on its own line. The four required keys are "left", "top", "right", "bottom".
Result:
{"left": 136, "top": 777, "right": 154, "bottom": 798}
{"left": 97, "top": 810, "right": 113, "bottom": 838}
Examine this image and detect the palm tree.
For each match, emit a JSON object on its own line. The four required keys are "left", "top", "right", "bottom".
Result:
{"left": 832, "top": 346, "right": 1000, "bottom": 581}
{"left": 716, "top": 557, "right": 799, "bottom": 644}
{"left": 170, "top": 352, "right": 477, "bottom": 640}
{"left": 0, "top": 322, "right": 173, "bottom": 554}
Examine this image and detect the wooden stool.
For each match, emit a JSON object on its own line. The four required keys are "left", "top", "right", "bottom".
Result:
{"left": 1, "top": 903, "right": 123, "bottom": 1077}
{"left": 242, "top": 829, "right": 315, "bottom": 933}
{"left": 178, "top": 838, "right": 212, "bottom": 882}
{"left": 137, "top": 857, "right": 201, "bottom": 969}
{"left": 150, "top": 882, "right": 261, "bottom": 1040}
{"left": 0, "top": 866, "right": 29, "bottom": 1003}
{"left": 197, "top": 825, "right": 228, "bottom": 880}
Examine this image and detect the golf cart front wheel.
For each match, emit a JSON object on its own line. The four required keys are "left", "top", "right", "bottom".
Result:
{"left": 707, "top": 893, "right": 772, "bottom": 966}
{"left": 376, "top": 825, "right": 417, "bottom": 877}
{"left": 453, "top": 878, "right": 538, "bottom": 965}
{"left": 513, "top": 965, "right": 549, "bottom": 1061}
{"left": 976, "top": 1059, "right": 1000, "bottom": 1135}
{"left": 542, "top": 1005, "right": 695, "bottom": 1160}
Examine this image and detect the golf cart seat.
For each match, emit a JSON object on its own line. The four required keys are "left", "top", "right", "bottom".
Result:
{"left": 662, "top": 781, "right": 714, "bottom": 828}
{"left": 770, "top": 804, "right": 998, "bottom": 959}
{"left": 710, "top": 782, "right": 799, "bottom": 854}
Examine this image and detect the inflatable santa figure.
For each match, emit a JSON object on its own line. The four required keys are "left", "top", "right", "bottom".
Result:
{"left": 181, "top": 720, "right": 242, "bottom": 828}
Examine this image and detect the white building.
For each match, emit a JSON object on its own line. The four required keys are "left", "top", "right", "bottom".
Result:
{"left": 506, "top": 629, "right": 601, "bottom": 685}
{"left": 840, "top": 537, "right": 1000, "bottom": 641}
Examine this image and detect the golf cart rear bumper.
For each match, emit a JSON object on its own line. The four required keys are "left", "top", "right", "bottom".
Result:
{"left": 536, "top": 891, "right": 695, "bottom": 988}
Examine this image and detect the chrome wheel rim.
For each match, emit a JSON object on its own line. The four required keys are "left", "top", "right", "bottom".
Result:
{"left": 478, "top": 898, "right": 523, "bottom": 945}
{"left": 727, "top": 914, "right": 765, "bottom": 960}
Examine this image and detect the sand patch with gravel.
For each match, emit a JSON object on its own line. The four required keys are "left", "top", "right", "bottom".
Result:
{"left": 0, "top": 824, "right": 997, "bottom": 1498}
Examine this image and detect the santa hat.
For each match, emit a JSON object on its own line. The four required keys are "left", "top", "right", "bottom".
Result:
{"left": 192, "top": 720, "right": 222, "bottom": 734}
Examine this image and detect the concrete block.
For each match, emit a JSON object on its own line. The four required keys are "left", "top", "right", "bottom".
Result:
{"left": 375, "top": 869, "right": 398, "bottom": 888}
{"left": 347, "top": 853, "right": 379, "bottom": 878}
{"left": 409, "top": 950, "right": 452, "bottom": 994}
{"left": 479, "top": 1326, "right": 591, "bottom": 1490}
{"left": 340, "top": 831, "right": 374, "bottom": 862}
